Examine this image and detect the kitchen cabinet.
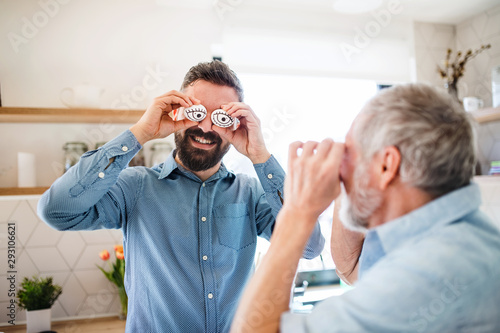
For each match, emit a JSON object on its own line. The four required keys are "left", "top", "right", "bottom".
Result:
{"left": 0, "top": 107, "right": 144, "bottom": 196}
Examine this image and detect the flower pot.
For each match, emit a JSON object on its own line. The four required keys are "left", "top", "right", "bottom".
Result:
{"left": 26, "top": 308, "right": 51, "bottom": 333}
{"left": 118, "top": 286, "right": 128, "bottom": 320}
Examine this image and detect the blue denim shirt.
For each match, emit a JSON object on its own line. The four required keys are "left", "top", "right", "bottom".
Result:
{"left": 282, "top": 183, "right": 500, "bottom": 332}
{"left": 38, "top": 130, "right": 324, "bottom": 333}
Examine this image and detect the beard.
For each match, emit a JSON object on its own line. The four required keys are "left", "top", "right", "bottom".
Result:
{"left": 174, "top": 127, "right": 231, "bottom": 172}
{"left": 339, "top": 162, "right": 383, "bottom": 233}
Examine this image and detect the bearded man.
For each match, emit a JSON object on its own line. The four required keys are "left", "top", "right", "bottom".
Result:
{"left": 231, "top": 83, "right": 500, "bottom": 333}
{"left": 38, "top": 60, "right": 324, "bottom": 332}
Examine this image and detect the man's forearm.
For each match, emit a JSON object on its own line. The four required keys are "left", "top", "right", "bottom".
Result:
{"left": 254, "top": 155, "right": 325, "bottom": 259}
{"left": 231, "top": 209, "right": 317, "bottom": 333}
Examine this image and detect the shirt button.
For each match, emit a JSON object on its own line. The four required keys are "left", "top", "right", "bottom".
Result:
{"left": 267, "top": 174, "right": 273, "bottom": 179}
{"left": 202, "top": 183, "right": 206, "bottom": 187}
{"left": 201, "top": 217, "right": 207, "bottom": 222}
{"left": 121, "top": 146, "right": 129, "bottom": 152}
{"left": 208, "top": 293, "right": 213, "bottom": 299}
{"left": 202, "top": 255, "right": 208, "bottom": 261}
{"left": 98, "top": 172, "right": 105, "bottom": 179}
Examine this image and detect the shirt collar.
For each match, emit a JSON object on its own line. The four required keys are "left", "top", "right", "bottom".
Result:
{"left": 157, "top": 151, "right": 232, "bottom": 182}
{"left": 371, "top": 182, "right": 482, "bottom": 254}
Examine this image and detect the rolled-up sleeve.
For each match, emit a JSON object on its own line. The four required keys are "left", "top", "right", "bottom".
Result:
{"left": 38, "top": 130, "right": 142, "bottom": 231}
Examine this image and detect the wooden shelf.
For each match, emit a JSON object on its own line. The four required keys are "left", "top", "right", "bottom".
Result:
{"left": 0, "top": 107, "right": 144, "bottom": 124}
{"left": 471, "top": 106, "right": 500, "bottom": 124}
{"left": 0, "top": 187, "right": 50, "bottom": 196}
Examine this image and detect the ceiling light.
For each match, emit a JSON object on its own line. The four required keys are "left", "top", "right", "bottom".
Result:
{"left": 332, "top": 0, "right": 383, "bottom": 14}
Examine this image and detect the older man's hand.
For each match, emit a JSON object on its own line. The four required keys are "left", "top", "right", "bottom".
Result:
{"left": 283, "top": 139, "right": 344, "bottom": 222}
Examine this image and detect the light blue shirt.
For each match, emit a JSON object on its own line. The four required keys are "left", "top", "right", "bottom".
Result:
{"left": 282, "top": 183, "right": 500, "bottom": 332}
{"left": 38, "top": 130, "right": 324, "bottom": 333}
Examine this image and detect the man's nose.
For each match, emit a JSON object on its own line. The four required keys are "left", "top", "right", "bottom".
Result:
{"left": 197, "top": 116, "right": 213, "bottom": 133}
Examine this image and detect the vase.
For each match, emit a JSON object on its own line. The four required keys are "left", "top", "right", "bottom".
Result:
{"left": 26, "top": 308, "right": 51, "bottom": 333}
{"left": 445, "top": 81, "right": 460, "bottom": 103}
{"left": 118, "top": 286, "right": 128, "bottom": 320}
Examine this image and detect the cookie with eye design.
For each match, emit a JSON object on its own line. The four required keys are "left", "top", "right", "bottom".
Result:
{"left": 184, "top": 104, "right": 207, "bottom": 122}
{"left": 211, "top": 109, "right": 240, "bottom": 130}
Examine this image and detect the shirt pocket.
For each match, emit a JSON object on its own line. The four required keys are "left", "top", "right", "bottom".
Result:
{"left": 214, "top": 203, "right": 255, "bottom": 251}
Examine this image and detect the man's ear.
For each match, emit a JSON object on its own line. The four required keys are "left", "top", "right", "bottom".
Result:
{"left": 377, "top": 146, "right": 401, "bottom": 190}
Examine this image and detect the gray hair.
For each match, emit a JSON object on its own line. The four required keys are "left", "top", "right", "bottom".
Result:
{"left": 353, "top": 83, "right": 476, "bottom": 197}
{"left": 180, "top": 60, "right": 244, "bottom": 102}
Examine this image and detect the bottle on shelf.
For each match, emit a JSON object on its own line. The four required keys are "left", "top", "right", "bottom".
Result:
{"left": 63, "top": 142, "right": 88, "bottom": 172}
{"left": 150, "top": 142, "right": 173, "bottom": 166}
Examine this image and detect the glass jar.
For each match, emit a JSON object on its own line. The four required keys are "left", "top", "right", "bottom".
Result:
{"left": 95, "top": 141, "right": 107, "bottom": 149}
{"left": 492, "top": 65, "right": 500, "bottom": 108}
{"left": 129, "top": 148, "right": 145, "bottom": 167}
{"left": 63, "top": 142, "right": 88, "bottom": 172}
{"left": 150, "top": 142, "right": 173, "bottom": 166}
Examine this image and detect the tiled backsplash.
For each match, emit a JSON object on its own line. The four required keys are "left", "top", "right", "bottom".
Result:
{"left": 475, "top": 176, "right": 500, "bottom": 230}
{"left": 455, "top": 5, "right": 500, "bottom": 108}
{"left": 476, "top": 120, "right": 500, "bottom": 175}
{"left": 414, "top": 5, "right": 500, "bottom": 107}
{"left": 0, "top": 196, "right": 123, "bottom": 326}
{"left": 413, "top": 4, "right": 500, "bottom": 175}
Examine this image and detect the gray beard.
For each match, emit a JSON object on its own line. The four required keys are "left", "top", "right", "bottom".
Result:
{"left": 339, "top": 165, "right": 383, "bottom": 233}
{"left": 339, "top": 186, "right": 368, "bottom": 233}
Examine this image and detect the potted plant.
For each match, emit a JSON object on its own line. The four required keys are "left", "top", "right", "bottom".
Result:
{"left": 437, "top": 44, "right": 491, "bottom": 102}
{"left": 17, "top": 275, "right": 62, "bottom": 333}
{"left": 97, "top": 245, "right": 127, "bottom": 319}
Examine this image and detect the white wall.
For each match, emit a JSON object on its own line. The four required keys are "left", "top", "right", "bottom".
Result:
{"left": 413, "top": 5, "right": 500, "bottom": 174}
{"left": 1, "top": 0, "right": 499, "bottom": 325}
{"left": 456, "top": 5, "right": 500, "bottom": 106}
{"left": 0, "top": 0, "right": 415, "bottom": 187}
{"left": 413, "top": 5, "right": 500, "bottom": 106}
{"left": 0, "top": 1, "right": 413, "bottom": 109}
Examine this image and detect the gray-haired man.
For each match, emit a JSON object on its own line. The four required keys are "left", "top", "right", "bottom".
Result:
{"left": 231, "top": 83, "right": 500, "bottom": 333}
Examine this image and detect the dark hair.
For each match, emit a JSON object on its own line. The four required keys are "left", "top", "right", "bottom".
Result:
{"left": 180, "top": 60, "right": 244, "bottom": 102}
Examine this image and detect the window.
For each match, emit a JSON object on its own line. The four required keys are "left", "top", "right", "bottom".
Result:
{"left": 223, "top": 73, "right": 379, "bottom": 271}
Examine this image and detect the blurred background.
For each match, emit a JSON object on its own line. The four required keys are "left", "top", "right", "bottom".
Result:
{"left": 1, "top": 0, "right": 499, "bottom": 326}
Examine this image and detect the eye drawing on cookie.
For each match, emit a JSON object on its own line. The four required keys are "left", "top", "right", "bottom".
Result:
{"left": 184, "top": 104, "right": 207, "bottom": 122}
{"left": 211, "top": 109, "right": 239, "bottom": 128}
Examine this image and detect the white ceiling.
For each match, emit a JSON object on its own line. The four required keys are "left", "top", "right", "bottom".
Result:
{"left": 248, "top": 0, "right": 500, "bottom": 24}
{"left": 161, "top": 0, "right": 499, "bottom": 25}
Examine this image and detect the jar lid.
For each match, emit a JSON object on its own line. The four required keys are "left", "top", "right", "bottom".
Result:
{"left": 95, "top": 142, "right": 107, "bottom": 149}
{"left": 63, "top": 142, "right": 88, "bottom": 150}
{"left": 151, "top": 142, "right": 173, "bottom": 150}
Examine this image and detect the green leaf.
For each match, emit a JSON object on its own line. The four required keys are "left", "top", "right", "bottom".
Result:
{"left": 17, "top": 276, "right": 62, "bottom": 311}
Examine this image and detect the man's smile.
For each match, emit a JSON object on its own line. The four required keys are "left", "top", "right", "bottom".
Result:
{"left": 189, "top": 134, "right": 217, "bottom": 149}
